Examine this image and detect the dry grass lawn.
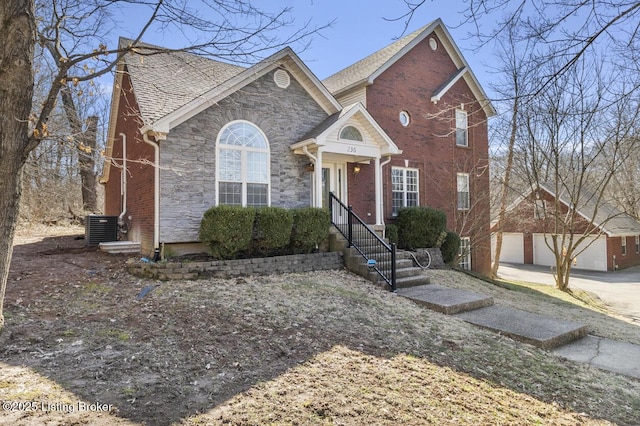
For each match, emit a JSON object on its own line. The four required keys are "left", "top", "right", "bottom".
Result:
{"left": 1, "top": 225, "right": 639, "bottom": 425}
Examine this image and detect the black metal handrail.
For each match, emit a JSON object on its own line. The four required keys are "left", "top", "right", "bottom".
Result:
{"left": 329, "top": 192, "right": 396, "bottom": 291}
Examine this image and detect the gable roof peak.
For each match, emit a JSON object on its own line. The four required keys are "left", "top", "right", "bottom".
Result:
{"left": 322, "top": 20, "right": 440, "bottom": 95}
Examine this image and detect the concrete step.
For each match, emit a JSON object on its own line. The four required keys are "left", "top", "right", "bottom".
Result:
{"left": 397, "top": 284, "right": 494, "bottom": 314}
{"left": 99, "top": 241, "right": 141, "bottom": 254}
{"left": 455, "top": 305, "right": 588, "bottom": 350}
{"left": 394, "top": 274, "right": 431, "bottom": 288}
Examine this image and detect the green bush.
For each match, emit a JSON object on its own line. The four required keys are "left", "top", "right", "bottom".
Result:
{"left": 385, "top": 224, "right": 399, "bottom": 245}
{"left": 199, "top": 205, "right": 255, "bottom": 259}
{"left": 253, "top": 207, "right": 294, "bottom": 255}
{"left": 291, "top": 208, "right": 330, "bottom": 253}
{"left": 440, "top": 231, "right": 461, "bottom": 264}
{"left": 396, "top": 207, "right": 447, "bottom": 250}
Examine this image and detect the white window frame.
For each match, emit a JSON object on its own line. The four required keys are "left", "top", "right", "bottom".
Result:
{"left": 457, "top": 173, "right": 470, "bottom": 211}
{"left": 455, "top": 109, "right": 468, "bottom": 147}
{"left": 622, "top": 236, "right": 627, "bottom": 256}
{"left": 534, "top": 199, "right": 546, "bottom": 219}
{"left": 459, "top": 237, "right": 471, "bottom": 270}
{"left": 391, "top": 167, "right": 419, "bottom": 216}
{"left": 216, "top": 120, "right": 270, "bottom": 207}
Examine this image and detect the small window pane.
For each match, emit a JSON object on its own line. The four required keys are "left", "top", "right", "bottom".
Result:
{"left": 219, "top": 149, "right": 241, "bottom": 181}
{"left": 456, "top": 110, "right": 468, "bottom": 147}
{"left": 247, "top": 183, "right": 268, "bottom": 207}
{"left": 459, "top": 237, "right": 471, "bottom": 270}
{"left": 339, "top": 126, "right": 363, "bottom": 141}
{"left": 219, "top": 182, "right": 242, "bottom": 205}
{"left": 247, "top": 152, "right": 268, "bottom": 183}
{"left": 220, "top": 122, "right": 267, "bottom": 148}
{"left": 457, "top": 173, "right": 470, "bottom": 210}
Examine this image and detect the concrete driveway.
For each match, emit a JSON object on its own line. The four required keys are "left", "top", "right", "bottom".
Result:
{"left": 497, "top": 263, "right": 640, "bottom": 323}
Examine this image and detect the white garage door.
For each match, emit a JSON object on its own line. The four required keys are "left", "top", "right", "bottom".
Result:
{"left": 533, "top": 234, "right": 607, "bottom": 271}
{"left": 573, "top": 236, "right": 607, "bottom": 271}
{"left": 492, "top": 233, "right": 524, "bottom": 264}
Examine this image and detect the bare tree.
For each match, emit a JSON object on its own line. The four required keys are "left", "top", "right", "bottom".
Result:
{"left": 489, "top": 22, "right": 538, "bottom": 278}
{"left": 516, "top": 57, "right": 639, "bottom": 290}
{"left": 0, "top": 0, "right": 329, "bottom": 331}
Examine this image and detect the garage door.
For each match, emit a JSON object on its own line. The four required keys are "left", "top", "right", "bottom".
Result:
{"left": 492, "top": 233, "right": 524, "bottom": 264}
{"left": 573, "top": 236, "right": 607, "bottom": 271}
{"left": 533, "top": 234, "right": 607, "bottom": 271}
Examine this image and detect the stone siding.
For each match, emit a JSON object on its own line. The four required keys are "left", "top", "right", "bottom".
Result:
{"left": 159, "top": 69, "right": 328, "bottom": 243}
{"left": 128, "top": 252, "right": 344, "bottom": 280}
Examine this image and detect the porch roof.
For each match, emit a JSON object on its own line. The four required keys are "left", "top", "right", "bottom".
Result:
{"left": 291, "top": 103, "right": 401, "bottom": 161}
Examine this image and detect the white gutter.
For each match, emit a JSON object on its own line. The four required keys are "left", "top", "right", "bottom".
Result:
{"left": 142, "top": 132, "right": 160, "bottom": 250}
{"left": 118, "top": 133, "right": 127, "bottom": 226}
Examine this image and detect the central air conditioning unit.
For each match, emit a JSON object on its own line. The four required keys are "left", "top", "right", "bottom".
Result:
{"left": 85, "top": 215, "right": 118, "bottom": 246}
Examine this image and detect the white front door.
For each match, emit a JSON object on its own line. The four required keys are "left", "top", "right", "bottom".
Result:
{"left": 321, "top": 162, "right": 347, "bottom": 208}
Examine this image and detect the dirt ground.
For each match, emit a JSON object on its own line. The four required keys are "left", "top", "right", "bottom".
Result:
{"left": 1, "top": 225, "right": 639, "bottom": 425}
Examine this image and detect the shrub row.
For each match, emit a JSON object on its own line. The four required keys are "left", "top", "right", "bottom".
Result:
{"left": 199, "top": 206, "right": 330, "bottom": 259}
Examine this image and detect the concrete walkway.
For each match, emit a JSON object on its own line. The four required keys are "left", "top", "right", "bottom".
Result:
{"left": 553, "top": 336, "right": 640, "bottom": 379}
{"left": 397, "top": 283, "right": 640, "bottom": 380}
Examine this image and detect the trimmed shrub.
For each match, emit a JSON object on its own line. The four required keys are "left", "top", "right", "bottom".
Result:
{"left": 396, "top": 207, "right": 447, "bottom": 250}
{"left": 441, "top": 231, "right": 461, "bottom": 264}
{"left": 385, "top": 224, "right": 399, "bottom": 245}
{"left": 199, "top": 205, "right": 255, "bottom": 259}
{"left": 291, "top": 208, "right": 330, "bottom": 253}
{"left": 253, "top": 207, "right": 294, "bottom": 255}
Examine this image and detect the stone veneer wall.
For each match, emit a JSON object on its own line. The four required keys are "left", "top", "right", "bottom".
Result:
{"left": 158, "top": 69, "right": 328, "bottom": 244}
{"left": 128, "top": 252, "right": 344, "bottom": 281}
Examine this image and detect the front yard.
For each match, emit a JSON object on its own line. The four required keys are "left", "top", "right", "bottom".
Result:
{"left": 1, "top": 225, "right": 639, "bottom": 425}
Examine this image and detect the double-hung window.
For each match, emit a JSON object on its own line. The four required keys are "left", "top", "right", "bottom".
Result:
{"left": 622, "top": 237, "right": 627, "bottom": 256}
{"left": 457, "top": 173, "right": 470, "bottom": 210}
{"left": 455, "top": 109, "right": 468, "bottom": 147}
{"left": 217, "top": 120, "right": 270, "bottom": 207}
{"left": 391, "top": 167, "right": 419, "bottom": 216}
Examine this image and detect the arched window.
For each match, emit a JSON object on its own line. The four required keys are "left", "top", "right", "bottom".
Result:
{"left": 217, "top": 120, "right": 270, "bottom": 207}
{"left": 339, "top": 125, "right": 363, "bottom": 141}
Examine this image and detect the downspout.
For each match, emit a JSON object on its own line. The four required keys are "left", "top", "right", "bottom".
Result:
{"left": 118, "top": 133, "right": 127, "bottom": 227}
{"left": 302, "top": 146, "right": 318, "bottom": 207}
{"left": 142, "top": 132, "right": 160, "bottom": 251}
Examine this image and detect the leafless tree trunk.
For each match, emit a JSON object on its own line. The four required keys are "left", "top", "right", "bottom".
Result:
{"left": 489, "top": 25, "right": 536, "bottom": 278}
{"left": 0, "top": 0, "right": 36, "bottom": 330}
{"left": 59, "top": 84, "right": 98, "bottom": 211}
{"left": 79, "top": 116, "right": 98, "bottom": 211}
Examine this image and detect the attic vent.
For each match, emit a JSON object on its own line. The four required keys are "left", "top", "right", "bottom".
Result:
{"left": 274, "top": 69, "right": 290, "bottom": 89}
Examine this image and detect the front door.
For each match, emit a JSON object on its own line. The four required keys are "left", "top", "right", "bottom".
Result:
{"left": 321, "top": 162, "right": 347, "bottom": 209}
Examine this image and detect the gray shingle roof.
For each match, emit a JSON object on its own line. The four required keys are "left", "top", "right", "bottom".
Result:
{"left": 540, "top": 183, "right": 640, "bottom": 236}
{"left": 119, "top": 38, "right": 246, "bottom": 125}
{"left": 322, "top": 24, "right": 432, "bottom": 95}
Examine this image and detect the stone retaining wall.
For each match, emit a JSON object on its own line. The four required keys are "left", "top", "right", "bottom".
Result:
{"left": 127, "top": 252, "right": 344, "bottom": 280}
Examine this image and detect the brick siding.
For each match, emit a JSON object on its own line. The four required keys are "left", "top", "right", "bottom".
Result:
{"left": 356, "top": 34, "right": 492, "bottom": 274}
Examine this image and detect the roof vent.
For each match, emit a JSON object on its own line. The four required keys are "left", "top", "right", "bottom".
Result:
{"left": 274, "top": 69, "right": 290, "bottom": 89}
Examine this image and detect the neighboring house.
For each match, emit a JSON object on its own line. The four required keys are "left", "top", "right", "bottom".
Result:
{"left": 493, "top": 183, "right": 640, "bottom": 271}
{"left": 101, "top": 19, "right": 495, "bottom": 274}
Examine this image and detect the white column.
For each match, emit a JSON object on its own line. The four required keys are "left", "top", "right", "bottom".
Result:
{"left": 315, "top": 148, "right": 323, "bottom": 208}
{"left": 375, "top": 156, "right": 382, "bottom": 225}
